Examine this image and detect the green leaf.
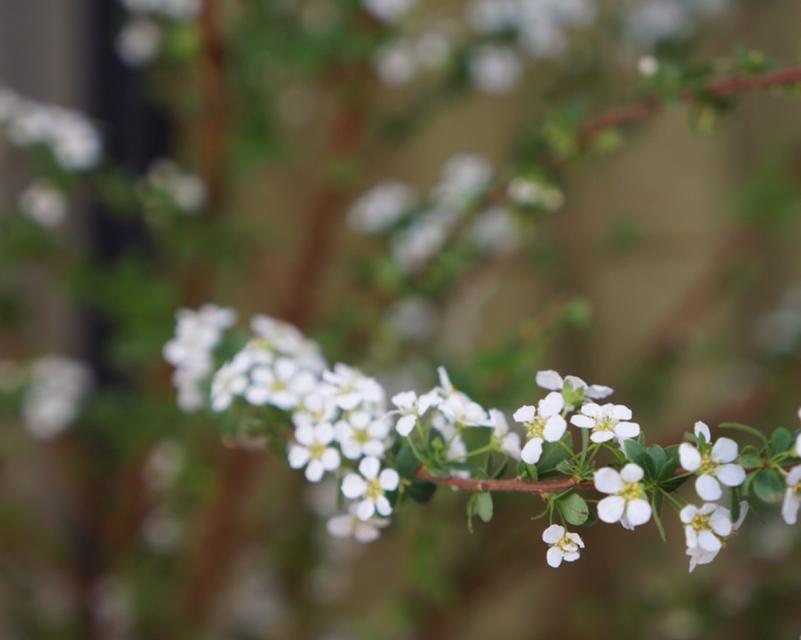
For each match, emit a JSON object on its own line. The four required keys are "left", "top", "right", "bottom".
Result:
{"left": 475, "top": 492, "right": 493, "bottom": 523}
{"left": 753, "top": 469, "right": 784, "bottom": 503}
{"left": 769, "top": 427, "right": 793, "bottom": 455}
{"left": 536, "top": 432, "right": 573, "bottom": 476}
{"left": 406, "top": 481, "right": 437, "bottom": 503}
{"left": 729, "top": 486, "right": 741, "bottom": 523}
{"left": 647, "top": 445, "right": 668, "bottom": 471}
{"left": 558, "top": 493, "right": 589, "bottom": 526}
{"left": 720, "top": 422, "right": 768, "bottom": 445}
{"left": 651, "top": 493, "right": 666, "bottom": 542}
{"left": 395, "top": 441, "right": 422, "bottom": 479}
{"left": 491, "top": 460, "right": 509, "bottom": 480}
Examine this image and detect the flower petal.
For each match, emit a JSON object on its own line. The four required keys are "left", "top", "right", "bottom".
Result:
{"left": 538, "top": 392, "right": 564, "bottom": 417}
{"left": 570, "top": 414, "right": 594, "bottom": 429}
{"left": 341, "top": 473, "right": 367, "bottom": 499}
{"left": 358, "top": 456, "right": 381, "bottom": 480}
{"left": 693, "top": 421, "right": 711, "bottom": 443}
{"left": 594, "top": 467, "right": 623, "bottom": 494}
{"left": 305, "top": 460, "right": 324, "bottom": 483}
{"left": 620, "top": 463, "right": 644, "bottom": 483}
{"left": 512, "top": 405, "right": 536, "bottom": 423}
{"left": 543, "top": 415, "right": 567, "bottom": 442}
{"left": 321, "top": 448, "right": 341, "bottom": 471}
{"left": 698, "top": 529, "right": 722, "bottom": 552}
{"left": 597, "top": 495, "right": 625, "bottom": 523}
{"left": 356, "top": 499, "right": 375, "bottom": 521}
{"left": 782, "top": 489, "right": 800, "bottom": 525}
{"left": 535, "top": 370, "right": 563, "bottom": 391}
{"left": 521, "top": 438, "right": 543, "bottom": 464}
{"left": 695, "top": 474, "right": 722, "bottom": 501}
{"left": 542, "top": 524, "right": 564, "bottom": 544}
{"left": 288, "top": 445, "right": 310, "bottom": 469}
{"left": 379, "top": 468, "right": 400, "bottom": 491}
{"left": 711, "top": 437, "right": 738, "bottom": 464}
{"left": 614, "top": 421, "right": 640, "bottom": 440}
{"left": 625, "top": 498, "right": 652, "bottom": 526}
{"left": 396, "top": 414, "right": 416, "bottom": 437}
{"left": 546, "top": 546, "right": 563, "bottom": 568}
{"left": 679, "top": 443, "right": 701, "bottom": 472}
{"left": 715, "top": 463, "right": 746, "bottom": 487}
{"left": 375, "top": 495, "right": 392, "bottom": 517}
{"left": 326, "top": 514, "right": 353, "bottom": 538}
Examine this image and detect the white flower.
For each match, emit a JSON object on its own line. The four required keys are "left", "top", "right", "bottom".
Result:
{"left": 679, "top": 421, "right": 746, "bottom": 501}
{"left": 146, "top": 159, "right": 207, "bottom": 212}
{"left": 438, "top": 392, "right": 491, "bottom": 427}
{"left": 374, "top": 39, "right": 417, "bottom": 85}
{"left": 292, "top": 391, "right": 337, "bottom": 429}
{"left": 468, "top": 45, "right": 521, "bottom": 94}
{"left": 335, "top": 411, "right": 390, "bottom": 460}
{"left": 245, "top": 359, "right": 317, "bottom": 410}
{"left": 536, "top": 369, "right": 612, "bottom": 403}
{"left": 341, "top": 456, "right": 400, "bottom": 520}
{"left": 348, "top": 180, "right": 416, "bottom": 233}
{"left": 542, "top": 524, "right": 585, "bottom": 568}
{"left": 680, "top": 502, "right": 745, "bottom": 572}
{"left": 637, "top": 55, "right": 659, "bottom": 77}
{"left": 327, "top": 504, "right": 390, "bottom": 543}
{"left": 210, "top": 360, "right": 249, "bottom": 411}
{"left": 322, "top": 364, "right": 385, "bottom": 411}
{"left": 594, "top": 464, "right": 652, "bottom": 529}
{"left": 390, "top": 390, "right": 437, "bottom": 436}
{"left": 507, "top": 177, "right": 564, "bottom": 210}
{"left": 18, "top": 181, "right": 67, "bottom": 228}
{"left": 797, "top": 433, "right": 801, "bottom": 458}
{"left": 490, "top": 408, "right": 521, "bottom": 460}
{"left": 570, "top": 403, "right": 639, "bottom": 444}
{"left": 470, "top": 206, "right": 518, "bottom": 254}
{"left": 116, "top": 18, "right": 161, "bottom": 67}
{"left": 431, "top": 154, "right": 492, "bottom": 209}
{"left": 288, "top": 422, "right": 341, "bottom": 483}
{"left": 513, "top": 392, "right": 566, "bottom": 464}
{"left": 361, "top": 0, "right": 416, "bottom": 23}
{"left": 22, "top": 356, "right": 93, "bottom": 439}
{"left": 782, "top": 465, "right": 801, "bottom": 525}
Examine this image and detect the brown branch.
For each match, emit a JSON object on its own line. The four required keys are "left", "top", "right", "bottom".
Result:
{"left": 578, "top": 64, "right": 801, "bottom": 145}
{"left": 415, "top": 468, "right": 589, "bottom": 494}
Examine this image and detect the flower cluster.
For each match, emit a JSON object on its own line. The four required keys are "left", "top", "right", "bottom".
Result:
{"left": 163, "top": 304, "right": 237, "bottom": 411}
{"left": 116, "top": 0, "right": 201, "bottom": 67}
{"left": 348, "top": 154, "right": 521, "bottom": 274}
{"left": 164, "top": 306, "right": 801, "bottom": 568}
{"left": 0, "top": 85, "right": 102, "bottom": 171}
{"left": 141, "top": 159, "right": 208, "bottom": 215}
{"left": 21, "top": 356, "right": 93, "bottom": 439}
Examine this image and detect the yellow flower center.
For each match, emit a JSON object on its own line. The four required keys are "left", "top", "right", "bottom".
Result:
{"left": 525, "top": 416, "right": 546, "bottom": 439}
{"left": 365, "top": 478, "right": 383, "bottom": 500}
{"left": 620, "top": 481, "right": 642, "bottom": 501}
{"left": 689, "top": 513, "right": 711, "bottom": 533}
{"left": 308, "top": 443, "right": 326, "bottom": 460}
{"left": 595, "top": 417, "right": 616, "bottom": 433}
{"left": 698, "top": 453, "right": 719, "bottom": 476}
{"left": 353, "top": 429, "right": 369, "bottom": 444}
{"left": 555, "top": 534, "right": 575, "bottom": 552}
{"left": 792, "top": 482, "right": 801, "bottom": 498}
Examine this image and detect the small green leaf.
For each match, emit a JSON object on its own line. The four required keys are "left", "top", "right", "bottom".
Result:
{"left": 769, "top": 427, "right": 793, "bottom": 455}
{"left": 536, "top": 432, "right": 573, "bottom": 476}
{"left": 558, "top": 493, "right": 589, "bottom": 526}
{"left": 720, "top": 422, "right": 768, "bottom": 445}
{"left": 475, "top": 492, "right": 493, "bottom": 523}
{"left": 753, "top": 469, "right": 784, "bottom": 503}
{"left": 395, "top": 442, "right": 422, "bottom": 478}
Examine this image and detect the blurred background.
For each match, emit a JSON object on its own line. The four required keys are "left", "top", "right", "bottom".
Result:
{"left": 1, "top": 0, "right": 801, "bottom": 638}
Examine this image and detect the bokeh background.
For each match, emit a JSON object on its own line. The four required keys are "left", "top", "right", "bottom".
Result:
{"left": 1, "top": 0, "right": 801, "bottom": 638}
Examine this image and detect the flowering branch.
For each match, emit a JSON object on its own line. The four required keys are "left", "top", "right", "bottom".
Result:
{"left": 415, "top": 468, "right": 587, "bottom": 494}
{"left": 578, "top": 64, "right": 801, "bottom": 145}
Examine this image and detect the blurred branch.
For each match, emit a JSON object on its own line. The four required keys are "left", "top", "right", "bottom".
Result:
{"left": 579, "top": 64, "right": 801, "bottom": 145}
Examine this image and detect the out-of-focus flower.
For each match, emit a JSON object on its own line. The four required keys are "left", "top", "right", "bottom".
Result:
{"left": 22, "top": 356, "right": 93, "bottom": 439}
{"left": 390, "top": 390, "right": 437, "bottom": 436}
{"left": 507, "top": 177, "right": 564, "bottom": 210}
{"left": 470, "top": 206, "right": 518, "bottom": 254}
{"left": 145, "top": 159, "right": 207, "bottom": 213}
{"left": 327, "top": 504, "right": 390, "bottom": 543}
{"left": 361, "top": 0, "right": 416, "bottom": 23}
{"left": 535, "top": 369, "right": 613, "bottom": 403}
{"left": 781, "top": 465, "right": 801, "bottom": 525}
{"left": 335, "top": 411, "right": 390, "bottom": 460}
{"left": 348, "top": 181, "right": 416, "bottom": 233}
{"left": 374, "top": 39, "right": 417, "bottom": 85}
{"left": 341, "top": 456, "right": 400, "bottom": 520}
{"left": 490, "top": 408, "right": 521, "bottom": 459}
{"left": 116, "top": 18, "right": 161, "bottom": 67}
{"left": 18, "top": 181, "right": 67, "bottom": 228}
{"left": 468, "top": 45, "right": 522, "bottom": 93}
{"left": 637, "top": 55, "right": 659, "bottom": 76}
{"left": 288, "top": 422, "right": 341, "bottom": 483}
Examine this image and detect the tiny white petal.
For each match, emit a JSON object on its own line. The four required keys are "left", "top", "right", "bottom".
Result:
{"left": 695, "top": 474, "right": 722, "bottom": 501}
{"left": 698, "top": 529, "right": 722, "bottom": 552}
{"left": 625, "top": 499, "right": 652, "bottom": 526}
{"left": 379, "top": 468, "right": 400, "bottom": 491}
{"left": 711, "top": 437, "right": 738, "bottom": 464}
{"left": 542, "top": 524, "right": 564, "bottom": 544}
{"left": 535, "top": 370, "right": 563, "bottom": 391}
{"left": 538, "top": 392, "right": 564, "bottom": 417}
{"left": 594, "top": 468, "right": 623, "bottom": 494}
{"left": 359, "top": 456, "right": 381, "bottom": 480}
{"left": 305, "top": 460, "right": 324, "bottom": 483}
{"left": 546, "top": 546, "right": 563, "bottom": 568}
{"left": 715, "top": 463, "right": 746, "bottom": 487}
{"left": 693, "top": 421, "right": 711, "bottom": 443}
{"left": 597, "top": 495, "right": 625, "bottom": 523}
{"left": 342, "top": 474, "right": 367, "bottom": 499}
{"left": 513, "top": 405, "right": 536, "bottom": 423}
{"left": 396, "top": 414, "right": 416, "bottom": 436}
{"left": 356, "top": 499, "right": 376, "bottom": 521}
{"left": 542, "top": 415, "right": 567, "bottom": 442}
{"left": 679, "top": 443, "right": 701, "bottom": 472}
{"left": 570, "top": 414, "right": 594, "bottom": 429}
{"left": 521, "top": 438, "right": 543, "bottom": 464}
{"left": 619, "top": 463, "right": 644, "bottom": 483}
